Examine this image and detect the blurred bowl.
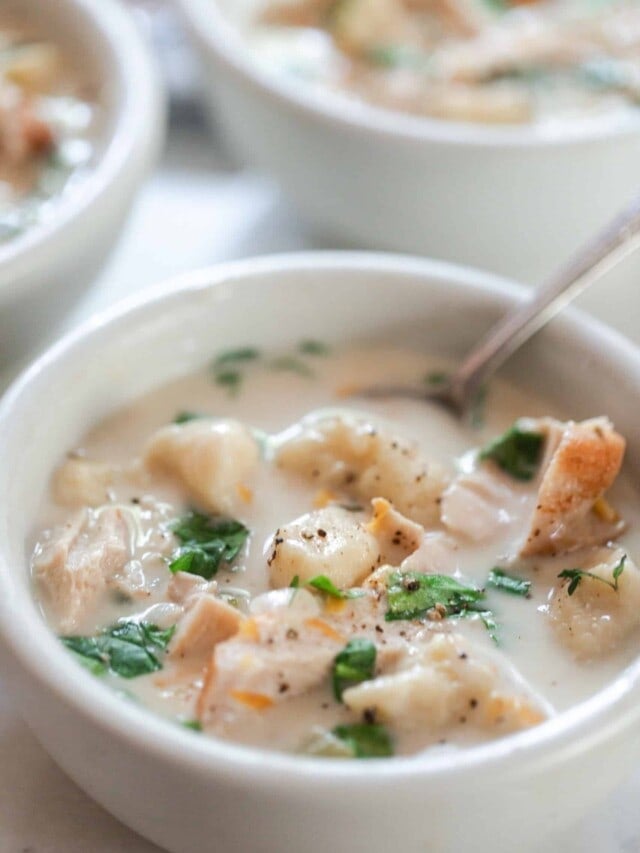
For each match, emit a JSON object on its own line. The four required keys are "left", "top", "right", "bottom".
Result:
{"left": 0, "top": 0, "right": 165, "bottom": 367}
{"left": 178, "top": 0, "right": 640, "bottom": 283}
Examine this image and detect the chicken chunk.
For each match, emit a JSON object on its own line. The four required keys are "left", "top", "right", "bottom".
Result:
{"left": 520, "top": 418, "right": 625, "bottom": 557}
{"left": 267, "top": 505, "right": 381, "bottom": 589}
{"left": 267, "top": 500, "right": 425, "bottom": 590}
{"left": 33, "top": 507, "right": 133, "bottom": 632}
{"left": 441, "top": 466, "right": 531, "bottom": 542}
{"left": 442, "top": 417, "right": 625, "bottom": 558}
{"left": 53, "top": 457, "right": 119, "bottom": 508}
{"left": 169, "top": 593, "right": 244, "bottom": 663}
{"left": 343, "top": 633, "right": 546, "bottom": 733}
{"left": 276, "top": 413, "right": 448, "bottom": 525}
{"left": 197, "top": 591, "right": 436, "bottom": 728}
{"left": 144, "top": 418, "right": 259, "bottom": 515}
{"left": 549, "top": 547, "right": 640, "bottom": 660}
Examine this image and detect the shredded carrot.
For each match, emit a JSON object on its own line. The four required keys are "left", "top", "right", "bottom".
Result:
{"left": 335, "top": 382, "right": 360, "bottom": 399}
{"left": 230, "top": 690, "right": 274, "bottom": 711}
{"left": 324, "top": 596, "right": 347, "bottom": 615}
{"left": 236, "top": 483, "right": 254, "bottom": 504}
{"left": 237, "top": 618, "right": 260, "bottom": 641}
{"left": 485, "top": 695, "right": 544, "bottom": 728}
{"left": 592, "top": 496, "right": 619, "bottom": 524}
{"left": 313, "top": 488, "right": 337, "bottom": 509}
{"left": 304, "top": 617, "right": 345, "bottom": 643}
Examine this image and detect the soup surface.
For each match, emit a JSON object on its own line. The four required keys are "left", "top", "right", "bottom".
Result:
{"left": 0, "top": 21, "right": 97, "bottom": 243}
{"left": 223, "top": 0, "right": 640, "bottom": 127}
{"left": 30, "top": 345, "right": 640, "bottom": 758}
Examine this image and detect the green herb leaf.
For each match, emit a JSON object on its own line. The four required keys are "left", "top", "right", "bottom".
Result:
{"left": 61, "top": 620, "right": 175, "bottom": 679}
{"left": 559, "top": 555, "right": 627, "bottom": 596}
{"left": 424, "top": 370, "right": 449, "bottom": 386}
{"left": 213, "top": 347, "right": 260, "bottom": 366}
{"left": 307, "top": 575, "right": 363, "bottom": 599}
{"left": 367, "top": 44, "right": 426, "bottom": 69}
{"left": 214, "top": 369, "right": 242, "bottom": 395}
{"left": 460, "top": 608, "right": 499, "bottom": 645}
{"left": 173, "top": 411, "right": 202, "bottom": 425}
{"left": 290, "top": 575, "right": 300, "bottom": 588}
{"left": 333, "top": 638, "right": 376, "bottom": 701}
{"left": 182, "top": 719, "right": 203, "bottom": 732}
{"left": 299, "top": 340, "right": 330, "bottom": 356}
{"left": 270, "top": 355, "right": 315, "bottom": 377}
{"left": 479, "top": 424, "right": 544, "bottom": 481}
{"left": 331, "top": 723, "right": 393, "bottom": 758}
{"left": 169, "top": 511, "right": 249, "bottom": 580}
{"left": 385, "top": 572, "right": 484, "bottom": 621}
{"left": 487, "top": 567, "right": 531, "bottom": 597}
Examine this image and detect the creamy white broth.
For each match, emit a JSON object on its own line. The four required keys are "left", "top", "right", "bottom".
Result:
{"left": 30, "top": 346, "right": 640, "bottom": 757}
{"left": 0, "top": 21, "right": 98, "bottom": 242}
{"left": 221, "top": 0, "right": 640, "bottom": 128}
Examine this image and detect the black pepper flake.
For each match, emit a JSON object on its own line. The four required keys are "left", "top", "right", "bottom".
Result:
{"left": 279, "top": 683, "right": 289, "bottom": 693}
{"left": 469, "top": 698, "right": 478, "bottom": 709}
{"left": 363, "top": 707, "right": 377, "bottom": 725}
{"left": 131, "top": 497, "right": 140, "bottom": 505}
{"left": 459, "top": 652, "right": 468, "bottom": 660}
{"left": 317, "top": 528, "right": 327, "bottom": 538}
{"left": 286, "top": 628, "right": 299, "bottom": 640}
{"left": 375, "top": 625, "right": 383, "bottom": 633}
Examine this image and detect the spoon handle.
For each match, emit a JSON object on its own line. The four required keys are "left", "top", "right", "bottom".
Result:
{"left": 450, "top": 192, "right": 640, "bottom": 412}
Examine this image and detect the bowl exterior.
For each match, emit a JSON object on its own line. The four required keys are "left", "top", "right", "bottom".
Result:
{"left": 0, "top": 0, "right": 165, "bottom": 368}
{"left": 3, "top": 255, "right": 640, "bottom": 852}
{"left": 183, "top": 14, "right": 640, "bottom": 283}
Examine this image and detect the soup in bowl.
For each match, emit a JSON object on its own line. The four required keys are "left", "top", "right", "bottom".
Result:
{"left": 226, "top": 0, "right": 640, "bottom": 128}
{"left": 179, "top": 0, "right": 640, "bottom": 281}
{"left": 2, "top": 254, "right": 640, "bottom": 852}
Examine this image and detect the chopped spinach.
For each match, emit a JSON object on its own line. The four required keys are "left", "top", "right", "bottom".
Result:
{"left": 214, "top": 368, "right": 242, "bottom": 395}
{"left": 270, "top": 355, "right": 315, "bottom": 377}
{"left": 173, "top": 411, "right": 203, "bottom": 425}
{"left": 385, "top": 571, "right": 484, "bottom": 621}
{"left": 169, "top": 510, "right": 249, "bottom": 580}
{"left": 299, "top": 340, "right": 330, "bottom": 356}
{"left": 307, "top": 575, "right": 363, "bottom": 599}
{"left": 331, "top": 723, "right": 393, "bottom": 758}
{"left": 487, "top": 567, "right": 531, "bottom": 597}
{"left": 181, "top": 719, "right": 203, "bottom": 732}
{"left": 479, "top": 424, "right": 544, "bottom": 481}
{"left": 332, "top": 638, "right": 376, "bottom": 701}
{"left": 213, "top": 347, "right": 260, "bottom": 366}
{"left": 61, "top": 621, "right": 175, "bottom": 679}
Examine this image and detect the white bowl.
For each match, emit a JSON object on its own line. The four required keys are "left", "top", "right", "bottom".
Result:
{"left": 177, "top": 0, "right": 640, "bottom": 283}
{"left": 1, "top": 253, "right": 640, "bottom": 853}
{"left": 0, "top": 0, "right": 165, "bottom": 367}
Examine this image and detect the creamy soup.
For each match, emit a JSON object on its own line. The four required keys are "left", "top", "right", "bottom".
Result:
{"left": 0, "top": 23, "right": 97, "bottom": 243}
{"left": 223, "top": 0, "right": 640, "bottom": 127}
{"left": 30, "top": 345, "right": 640, "bottom": 758}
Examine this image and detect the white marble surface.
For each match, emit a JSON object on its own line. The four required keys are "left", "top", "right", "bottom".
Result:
{"left": 2, "top": 7, "right": 640, "bottom": 851}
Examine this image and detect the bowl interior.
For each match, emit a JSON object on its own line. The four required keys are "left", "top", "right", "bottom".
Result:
{"left": 2, "top": 254, "right": 640, "bottom": 779}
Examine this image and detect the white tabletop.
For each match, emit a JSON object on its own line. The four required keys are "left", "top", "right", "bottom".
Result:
{"left": 2, "top": 8, "right": 640, "bottom": 851}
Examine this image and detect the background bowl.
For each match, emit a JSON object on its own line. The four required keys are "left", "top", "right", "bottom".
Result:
{"left": 0, "top": 0, "right": 165, "bottom": 367}
{"left": 178, "top": 0, "right": 640, "bottom": 284}
{"left": 2, "top": 253, "right": 640, "bottom": 853}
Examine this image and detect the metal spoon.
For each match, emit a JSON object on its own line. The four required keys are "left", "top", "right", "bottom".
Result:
{"left": 360, "top": 192, "right": 640, "bottom": 418}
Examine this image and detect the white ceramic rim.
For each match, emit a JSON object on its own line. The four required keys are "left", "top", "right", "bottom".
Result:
{"left": 2, "top": 251, "right": 640, "bottom": 787}
{"left": 179, "top": 0, "right": 640, "bottom": 148}
{"left": 0, "top": 0, "right": 164, "bottom": 305}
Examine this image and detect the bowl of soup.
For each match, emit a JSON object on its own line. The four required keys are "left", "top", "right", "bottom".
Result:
{"left": 178, "top": 0, "right": 640, "bottom": 281}
{"left": 0, "top": 0, "right": 164, "bottom": 367}
{"left": 1, "top": 252, "right": 640, "bottom": 852}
